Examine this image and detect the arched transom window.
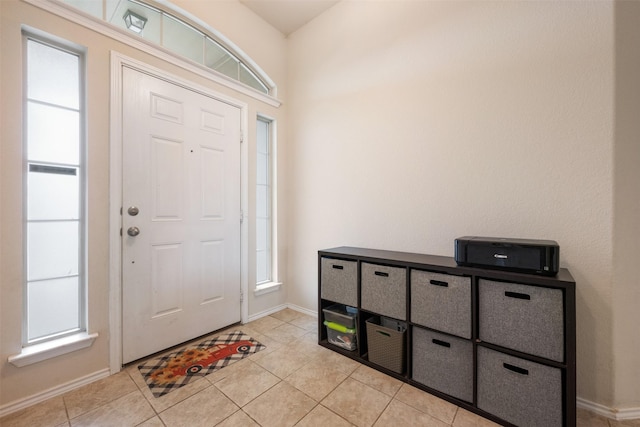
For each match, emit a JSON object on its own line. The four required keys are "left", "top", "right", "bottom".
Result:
{"left": 60, "top": 0, "right": 271, "bottom": 94}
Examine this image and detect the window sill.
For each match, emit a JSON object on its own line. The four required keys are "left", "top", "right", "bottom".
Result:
{"left": 8, "top": 332, "right": 99, "bottom": 368}
{"left": 254, "top": 281, "right": 282, "bottom": 296}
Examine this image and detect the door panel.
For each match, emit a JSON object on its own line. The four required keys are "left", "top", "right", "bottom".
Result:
{"left": 150, "top": 243, "right": 183, "bottom": 317}
{"left": 200, "top": 240, "right": 224, "bottom": 302}
{"left": 122, "top": 67, "right": 241, "bottom": 363}
{"left": 201, "top": 147, "right": 225, "bottom": 218}
{"left": 151, "top": 137, "right": 183, "bottom": 219}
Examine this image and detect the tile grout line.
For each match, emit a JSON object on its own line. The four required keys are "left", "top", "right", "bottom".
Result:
{"left": 62, "top": 394, "right": 72, "bottom": 426}
{"left": 450, "top": 406, "right": 461, "bottom": 427}
{"left": 345, "top": 370, "right": 398, "bottom": 427}
{"left": 125, "top": 363, "right": 172, "bottom": 421}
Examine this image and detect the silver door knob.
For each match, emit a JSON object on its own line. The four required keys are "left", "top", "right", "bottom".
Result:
{"left": 127, "top": 226, "right": 140, "bottom": 237}
{"left": 127, "top": 206, "right": 139, "bottom": 216}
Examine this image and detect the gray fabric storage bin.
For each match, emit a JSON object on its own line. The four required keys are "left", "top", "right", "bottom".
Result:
{"left": 410, "top": 270, "right": 471, "bottom": 339}
{"left": 366, "top": 316, "right": 406, "bottom": 374}
{"left": 412, "top": 327, "right": 473, "bottom": 403}
{"left": 477, "top": 346, "right": 562, "bottom": 427}
{"left": 361, "top": 263, "right": 406, "bottom": 320}
{"left": 478, "top": 279, "right": 564, "bottom": 362}
{"left": 320, "top": 257, "right": 358, "bottom": 307}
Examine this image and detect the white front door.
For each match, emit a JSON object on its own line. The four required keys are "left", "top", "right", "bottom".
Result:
{"left": 121, "top": 67, "right": 241, "bottom": 363}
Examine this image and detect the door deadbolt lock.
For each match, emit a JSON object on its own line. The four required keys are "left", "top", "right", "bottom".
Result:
{"left": 127, "top": 226, "right": 140, "bottom": 237}
{"left": 127, "top": 206, "right": 139, "bottom": 216}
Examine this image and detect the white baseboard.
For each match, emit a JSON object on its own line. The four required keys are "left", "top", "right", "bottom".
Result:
{"left": 286, "top": 303, "right": 318, "bottom": 318}
{"left": 246, "top": 303, "right": 318, "bottom": 323}
{"left": 618, "top": 407, "right": 640, "bottom": 420}
{"left": 577, "top": 396, "right": 640, "bottom": 421}
{"left": 246, "top": 303, "right": 288, "bottom": 322}
{"left": 0, "top": 368, "right": 110, "bottom": 418}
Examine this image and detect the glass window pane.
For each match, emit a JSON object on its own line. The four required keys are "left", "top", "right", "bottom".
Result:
{"left": 105, "top": 0, "right": 121, "bottom": 22}
{"left": 27, "top": 102, "right": 80, "bottom": 164}
{"left": 163, "top": 14, "right": 204, "bottom": 64}
{"left": 109, "top": 0, "right": 161, "bottom": 44}
{"left": 205, "top": 38, "right": 239, "bottom": 79}
{"left": 24, "top": 31, "right": 85, "bottom": 344}
{"left": 213, "top": 56, "right": 239, "bottom": 80}
{"left": 28, "top": 221, "right": 79, "bottom": 281}
{"left": 257, "top": 218, "right": 270, "bottom": 251}
{"left": 28, "top": 166, "right": 79, "bottom": 220}
{"left": 27, "top": 40, "right": 79, "bottom": 109}
{"left": 256, "top": 117, "right": 272, "bottom": 285}
{"left": 257, "top": 120, "right": 269, "bottom": 154}
{"left": 28, "top": 277, "right": 80, "bottom": 341}
{"left": 257, "top": 152, "right": 268, "bottom": 186}
{"left": 256, "top": 185, "right": 269, "bottom": 218}
{"left": 240, "top": 63, "right": 268, "bottom": 94}
{"left": 256, "top": 250, "right": 270, "bottom": 284}
{"left": 205, "top": 38, "right": 231, "bottom": 69}
{"left": 61, "top": 0, "right": 103, "bottom": 19}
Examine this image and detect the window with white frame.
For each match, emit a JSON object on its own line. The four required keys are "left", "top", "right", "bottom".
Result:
{"left": 256, "top": 117, "right": 274, "bottom": 286}
{"left": 23, "top": 33, "right": 86, "bottom": 345}
{"left": 59, "top": 0, "right": 270, "bottom": 94}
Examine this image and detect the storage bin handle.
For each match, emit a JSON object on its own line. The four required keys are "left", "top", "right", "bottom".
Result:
{"left": 429, "top": 280, "right": 448, "bottom": 287}
{"left": 376, "top": 330, "right": 391, "bottom": 337}
{"left": 374, "top": 271, "right": 389, "bottom": 277}
{"left": 505, "top": 291, "right": 531, "bottom": 300}
{"left": 432, "top": 339, "right": 451, "bottom": 348}
{"left": 503, "top": 363, "right": 529, "bottom": 375}
{"left": 332, "top": 265, "right": 344, "bottom": 270}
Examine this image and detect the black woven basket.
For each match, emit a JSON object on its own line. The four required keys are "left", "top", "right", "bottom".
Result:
{"left": 366, "top": 316, "right": 406, "bottom": 374}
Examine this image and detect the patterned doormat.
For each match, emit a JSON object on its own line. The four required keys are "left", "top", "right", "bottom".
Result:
{"left": 138, "top": 330, "right": 266, "bottom": 398}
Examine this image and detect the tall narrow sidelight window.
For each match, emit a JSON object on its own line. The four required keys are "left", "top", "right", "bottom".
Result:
{"left": 23, "top": 33, "right": 86, "bottom": 345}
{"left": 256, "top": 117, "right": 273, "bottom": 285}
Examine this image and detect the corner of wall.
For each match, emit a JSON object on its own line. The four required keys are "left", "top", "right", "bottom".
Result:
{"left": 612, "top": 0, "right": 640, "bottom": 412}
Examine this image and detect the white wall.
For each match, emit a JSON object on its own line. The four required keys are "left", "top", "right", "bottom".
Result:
{"left": 286, "top": 0, "right": 619, "bottom": 408}
{"left": 0, "top": 0, "right": 287, "bottom": 408}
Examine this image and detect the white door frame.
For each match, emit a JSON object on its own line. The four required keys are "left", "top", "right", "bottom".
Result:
{"left": 108, "top": 52, "right": 249, "bottom": 373}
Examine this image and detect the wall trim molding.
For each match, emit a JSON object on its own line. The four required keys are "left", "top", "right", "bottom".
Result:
{"left": 246, "top": 304, "right": 287, "bottom": 323}
{"left": 0, "top": 368, "right": 110, "bottom": 418}
{"left": 8, "top": 332, "right": 99, "bottom": 368}
{"left": 286, "top": 303, "right": 318, "bottom": 318}
{"left": 577, "top": 397, "right": 640, "bottom": 421}
{"left": 245, "top": 303, "right": 317, "bottom": 323}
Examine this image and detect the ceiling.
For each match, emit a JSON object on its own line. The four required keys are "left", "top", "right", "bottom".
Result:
{"left": 239, "top": 0, "right": 339, "bottom": 36}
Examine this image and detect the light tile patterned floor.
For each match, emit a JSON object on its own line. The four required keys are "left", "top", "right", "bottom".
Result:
{"left": 0, "top": 308, "right": 625, "bottom": 427}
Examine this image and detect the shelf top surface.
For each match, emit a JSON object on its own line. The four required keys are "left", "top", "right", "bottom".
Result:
{"left": 319, "top": 246, "right": 575, "bottom": 286}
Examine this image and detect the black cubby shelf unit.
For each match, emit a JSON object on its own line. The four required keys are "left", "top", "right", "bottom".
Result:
{"left": 317, "top": 246, "right": 576, "bottom": 427}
